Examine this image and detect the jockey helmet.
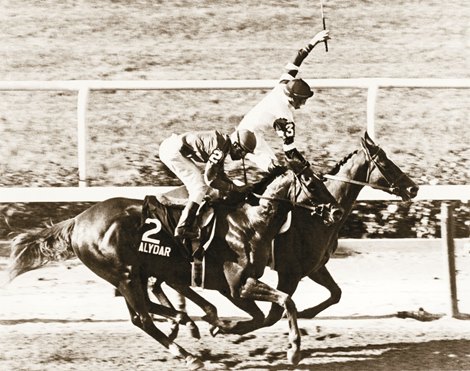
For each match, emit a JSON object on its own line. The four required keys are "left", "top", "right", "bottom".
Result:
{"left": 231, "top": 129, "right": 257, "bottom": 154}
{"left": 285, "top": 78, "right": 314, "bottom": 99}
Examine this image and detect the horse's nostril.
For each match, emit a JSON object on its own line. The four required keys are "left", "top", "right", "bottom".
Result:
{"left": 331, "top": 207, "right": 344, "bottom": 222}
{"left": 408, "top": 186, "right": 419, "bottom": 197}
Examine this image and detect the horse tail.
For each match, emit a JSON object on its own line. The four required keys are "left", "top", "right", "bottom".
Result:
{"left": 8, "top": 218, "right": 76, "bottom": 282}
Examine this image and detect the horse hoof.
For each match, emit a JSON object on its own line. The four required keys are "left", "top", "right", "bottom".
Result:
{"left": 185, "top": 355, "right": 204, "bottom": 370}
{"left": 209, "top": 325, "right": 221, "bottom": 337}
{"left": 287, "top": 348, "right": 301, "bottom": 365}
{"left": 168, "top": 325, "right": 179, "bottom": 342}
{"left": 188, "top": 323, "right": 201, "bottom": 339}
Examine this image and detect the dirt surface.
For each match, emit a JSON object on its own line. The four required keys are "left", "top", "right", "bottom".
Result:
{"left": 1, "top": 242, "right": 470, "bottom": 370}
{"left": 1, "top": 320, "right": 470, "bottom": 371}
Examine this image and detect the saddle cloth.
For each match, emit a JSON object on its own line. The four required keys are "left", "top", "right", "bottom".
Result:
{"left": 140, "top": 192, "right": 218, "bottom": 287}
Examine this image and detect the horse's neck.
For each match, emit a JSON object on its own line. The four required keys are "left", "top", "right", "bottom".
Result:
{"left": 248, "top": 200, "right": 289, "bottom": 235}
{"left": 327, "top": 151, "right": 369, "bottom": 215}
{"left": 247, "top": 178, "right": 292, "bottom": 237}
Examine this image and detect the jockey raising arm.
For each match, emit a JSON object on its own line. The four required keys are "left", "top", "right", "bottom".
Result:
{"left": 237, "top": 29, "right": 330, "bottom": 172}
{"left": 159, "top": 129, "right": 256, "bottom": 239}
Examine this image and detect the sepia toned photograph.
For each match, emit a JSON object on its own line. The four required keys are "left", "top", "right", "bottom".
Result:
{"left": 1, "top": 1, "right": 469, "bottom": 370}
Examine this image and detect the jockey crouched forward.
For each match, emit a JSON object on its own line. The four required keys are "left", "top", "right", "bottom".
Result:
{"left": 159, "top": 129, "right": 257, "bottom": 240}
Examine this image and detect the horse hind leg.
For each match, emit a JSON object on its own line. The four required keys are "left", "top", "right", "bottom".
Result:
{"left": 167, "top": 282, "right": 232, "bottom": 336}
{"left": 298, "top": 265, "right": 342, "bottom": 319}
{"left": 150, "top": 281, "right": 200, "bottom": 340}
{"left": 117, "top": 275, "right": 204, "bottom": 370}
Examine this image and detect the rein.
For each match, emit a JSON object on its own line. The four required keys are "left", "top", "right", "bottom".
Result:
{"left": 322, "top": 174, "right": 395, "bottom": 192}
{"left": 322, "top": 144, "right": 403, "bottom": 194}
{"left": 251, "top": 192, "right": 321, "bottom": 213}
{"left": 250, "top": 168, "right": 323, "bottom": 214}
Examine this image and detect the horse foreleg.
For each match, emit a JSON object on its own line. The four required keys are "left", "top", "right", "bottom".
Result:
{"left": 264, "top": 273, "right": 300, "bottom": 328}
{"left": 298, "top": 265, "right": 342, "bottom": 319}
{"left": 218, "top": 295, "right": 265, "bottom": 336}
{"left": 118, "top": 276, "right": 204, "bottom": 370}
{"left": 150, "top": 281, "right": 200, "bottom": 340}
{"left": 167, "top": 282, "right": 233, "bottom": 336}
{"left": 239, "top": 277, "right": 301, "bottom": 366}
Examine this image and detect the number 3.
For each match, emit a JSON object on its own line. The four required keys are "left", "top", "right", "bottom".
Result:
{"left": 285, "top": 123, "right": 294, "bottom": 138}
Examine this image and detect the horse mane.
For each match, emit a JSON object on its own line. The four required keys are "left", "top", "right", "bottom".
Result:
{"left": 326, "top": 150, "right": 359, "bottom": 176}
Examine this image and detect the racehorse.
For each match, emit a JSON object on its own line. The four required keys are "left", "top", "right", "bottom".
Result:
{"left": 156, "top": 131, "right": 419, "bottom": 335}
{"left": 261, "top": 131, "right": 419, "bottom": 326}
{"left": 7, "top": 163, "right": 342, "bottom": 370}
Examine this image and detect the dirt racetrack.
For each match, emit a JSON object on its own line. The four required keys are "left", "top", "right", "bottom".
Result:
{"left": 1, "top": 241, "right": 470, "bottom": 370}
{"left": 1, "top": 319, "right": 470, "bottom": 371}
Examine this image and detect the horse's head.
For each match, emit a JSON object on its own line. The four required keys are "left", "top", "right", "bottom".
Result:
{"left": 361, "top": 132, "right": 419, "bottom": 201}
{"left": 262, "top": 161, "right": 344, "bottom": 225}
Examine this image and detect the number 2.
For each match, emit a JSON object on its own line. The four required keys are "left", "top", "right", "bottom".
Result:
{"left": 209, "top": 148, "right": 223, "bottom": 164}
{"left": 142, "top": 218, "right": 162, "bottom": 244}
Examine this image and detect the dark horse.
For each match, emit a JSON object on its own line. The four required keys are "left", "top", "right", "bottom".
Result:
{"left": 261, "top": 131, "right": 419, "bottom": 326}
{"left": 8, "top": 163, "right": 342, "bottom": 369}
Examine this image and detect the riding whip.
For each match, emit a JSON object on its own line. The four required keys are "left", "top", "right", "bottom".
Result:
{"left": 320, "top": 0, "right": 328, "bottom": 52}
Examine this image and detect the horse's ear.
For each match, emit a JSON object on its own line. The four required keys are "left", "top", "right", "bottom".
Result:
{"left": 361, "top": 131, "right": 377, "bottom": 150}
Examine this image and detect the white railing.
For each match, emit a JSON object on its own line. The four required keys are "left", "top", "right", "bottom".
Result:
{"left": 1, "top": 78, "right": 469, "bottom": 202}
{"left": 0, "top": 185, "right": 468, "bottom": 203}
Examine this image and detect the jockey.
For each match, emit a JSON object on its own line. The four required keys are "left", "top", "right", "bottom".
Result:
{"left": 237, "top": 29, "right": 330, "bottom": 172}
{"left": 159, "top": 129, "right": 257, "bottom": 239}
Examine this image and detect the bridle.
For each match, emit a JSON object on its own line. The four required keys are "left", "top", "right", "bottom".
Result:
{"left": 323, "top": 144, "right": 405, "bottom": 195}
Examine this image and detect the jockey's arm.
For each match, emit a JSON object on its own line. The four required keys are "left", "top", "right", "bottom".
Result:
{"left": 204, "top": 158, "right": 235, "bottom": 192}
{"left": 273, "top": 118, "right": 309, "bottom": 166}
{"left": 284, "top": 29, "right": 330, "bottom": 78}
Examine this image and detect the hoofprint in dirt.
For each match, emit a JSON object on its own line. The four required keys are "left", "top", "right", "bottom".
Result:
{"left": 0, "top": 319, "right": 469, "bottom": 371}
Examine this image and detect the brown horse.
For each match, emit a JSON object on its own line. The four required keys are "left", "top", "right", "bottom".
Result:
{"left": 261, "top": 131, "right": 419, "bottom": 326}
{"left": 7, "top": 163, "right": 341, "bottom": 370}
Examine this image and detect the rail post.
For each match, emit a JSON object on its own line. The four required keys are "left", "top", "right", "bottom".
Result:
{"left": 77, "top": 87, "right": 90, "bottom": 187}
{"left": 366, "top": 83, "right": 378, "bottom": 141}
{"left": 440, "top": 201, "right": 459, "bottom": 318}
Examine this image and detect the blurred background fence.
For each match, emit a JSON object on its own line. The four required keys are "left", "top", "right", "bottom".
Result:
{"left": 1, "top": 77, "right": 469, "bottom": 195}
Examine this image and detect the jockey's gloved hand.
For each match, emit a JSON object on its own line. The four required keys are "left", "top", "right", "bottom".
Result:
{"left": 232, "top": 184, "right": 253, "bottom": 194}
{"left": 267, "top": 162, "right": 287, "bottom": 176}
{"left": 285, "top": 148, "right": 310, "bottom": 167}
{"left": 309, "top": 29, "right": 330, "bottom": 46}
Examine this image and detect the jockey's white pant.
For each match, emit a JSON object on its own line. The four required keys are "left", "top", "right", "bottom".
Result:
{"left": 159, "top": 134, "right": 208, "bottom": 204}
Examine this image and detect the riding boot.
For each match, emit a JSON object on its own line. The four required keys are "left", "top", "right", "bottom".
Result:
{"left": 174, "top": 201, "right": 200, "bottom": 239}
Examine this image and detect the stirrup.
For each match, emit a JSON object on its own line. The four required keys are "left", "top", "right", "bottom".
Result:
{"left": 191, "top": 257, "right": 204, "bottom": 288}
{"left": 190, "top": 244, "right": 204, "bottom": 287}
